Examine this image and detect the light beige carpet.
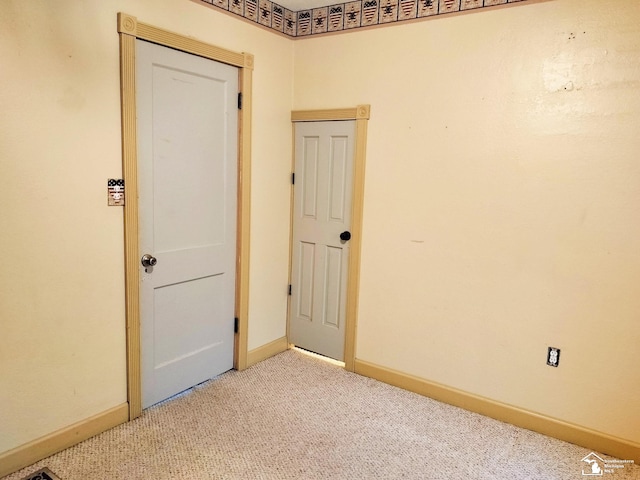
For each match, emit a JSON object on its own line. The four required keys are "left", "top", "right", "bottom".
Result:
{"left": 4, "top": 349, "right": 639, "bottom": 479}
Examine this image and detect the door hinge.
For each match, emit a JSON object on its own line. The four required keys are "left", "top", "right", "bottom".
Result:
{"left": 291, "top": 172, "right": 295, "bottom": 185}
{"left": 234, "top": 317, "right": 239, "bottom": 333}
{"left": 288, "top": 284, "right": 292, "bottom": 296}
{"left": 237, "top": 92, "right": 243, "bottom": 110}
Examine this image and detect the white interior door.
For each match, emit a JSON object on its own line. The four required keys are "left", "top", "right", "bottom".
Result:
{"left": 289, "top": 120, "right": 355, "bottom": 361}
{"left": 136, "top": 40, "right": 238, "bottom": 408}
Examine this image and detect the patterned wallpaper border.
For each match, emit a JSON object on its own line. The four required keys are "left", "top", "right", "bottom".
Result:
{"left": 199, "top": 0, "right": 529, "bottom": 37}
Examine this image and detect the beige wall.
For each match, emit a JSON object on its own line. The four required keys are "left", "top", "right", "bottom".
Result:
{"left": 2, "top": 0, "right": 639, "bottom": 463}
{"left": 294, "top": 0, "right": 640, "bottom": 443}
{"left": 0, "top": 0, "right": 292, "bottom": 453}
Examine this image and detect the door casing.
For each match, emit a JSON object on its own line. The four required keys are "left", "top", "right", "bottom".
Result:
{"left": 289, "top": 106, "right": 371, "bottom": 372}
{"left": 118, "top": 13, "right": 254, "bottom": 420}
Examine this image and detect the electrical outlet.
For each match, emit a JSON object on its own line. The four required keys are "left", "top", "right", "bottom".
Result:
{"left": 547, "top": 347, "right": 561, "bottom": 367}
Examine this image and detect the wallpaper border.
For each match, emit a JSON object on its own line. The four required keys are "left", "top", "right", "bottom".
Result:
{"left": 199, "top": 0, "right": 530, "bottom": 38}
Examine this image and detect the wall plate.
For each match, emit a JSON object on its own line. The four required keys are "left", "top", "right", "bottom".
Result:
{"left": 547, "top": 347, "right": 561, "bottom": 367}
{"left": 108, "top": 178, "right": 125, "bottom": 206}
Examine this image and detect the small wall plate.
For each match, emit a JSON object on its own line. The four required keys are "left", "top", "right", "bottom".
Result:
{"left": 547, "top": 347, "right": 561, "bottom": 367}
{"left": 108, "top": 178, "right": 125, "bottom": 206}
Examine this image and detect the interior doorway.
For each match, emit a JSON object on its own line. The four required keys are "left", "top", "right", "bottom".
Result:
{"left": 289, "top": 106, "right": 371, "bottom": 371}
{"left": 118, "top": 12, "right": 254, "bottom": 419}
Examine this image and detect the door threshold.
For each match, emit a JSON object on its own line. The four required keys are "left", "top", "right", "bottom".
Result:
{"left": 291, "top": 346, "right": 345, "bottom": 368}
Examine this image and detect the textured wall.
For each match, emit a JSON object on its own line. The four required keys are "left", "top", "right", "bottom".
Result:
{"left": 2, "top": 0, "right": 638, "bottom": 461}
{"left": 0, "top": 0, "right": 292, "bottom": 453}
{"left": 294, "top": 0, "right": 640, "bottom": 443}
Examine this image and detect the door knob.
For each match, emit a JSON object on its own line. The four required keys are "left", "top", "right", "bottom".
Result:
{"left": 340, "top": 231, "right": 351, "bottom": 241}
{"left": 141, "top": 254, "right": 158, "bottom": 268}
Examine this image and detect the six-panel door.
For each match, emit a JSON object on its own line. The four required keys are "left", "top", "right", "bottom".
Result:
{"left": 289, "top": 120, "right": 355, "bottom": 361}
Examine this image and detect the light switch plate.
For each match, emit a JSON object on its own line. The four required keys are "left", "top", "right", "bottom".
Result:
{"left": 108, "top": 178, "right": 125, "bottom": 206}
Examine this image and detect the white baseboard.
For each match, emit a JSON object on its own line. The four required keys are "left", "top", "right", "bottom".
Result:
{"left": 0, "top": 403, "right": 129, "bottom": 478}
{"left": 354, "top": 359, "right": 640, "bottom": 463}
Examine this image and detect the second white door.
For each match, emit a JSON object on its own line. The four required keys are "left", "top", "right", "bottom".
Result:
{"left": 136, "top": 40, "right": 238, "bottom": 408}
{"left": 289, "top": 120, "right": 355, "bottom": 361}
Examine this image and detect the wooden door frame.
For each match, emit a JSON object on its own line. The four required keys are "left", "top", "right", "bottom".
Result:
{"left": 289, "top": 106, "right": 370, "bottom": 372}
{"left": 118, "top": 13, "right": 253, "bottom": 420}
